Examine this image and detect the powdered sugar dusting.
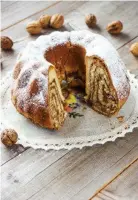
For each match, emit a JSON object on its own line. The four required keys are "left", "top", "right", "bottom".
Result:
{"left": 50, "top": 31, "right": 70, "bottom": 46}
{"left": 13, "top": 60, "right": 49, "bottom": 107}
{"left": 70, "top": 31, "right": 130, "bottom": 99}
{"left": 85, "top": 33, "right": 130, "bottom": 99}
{"left": 15, "top": 30, "right": 130, "bottom": 107}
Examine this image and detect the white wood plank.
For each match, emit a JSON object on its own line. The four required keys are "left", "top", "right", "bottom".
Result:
{"left": 94, "top": 191, "right": 121, "bottom": 200}
{"left": 28, "top": 131, "right": 138, "bottom": 200}
{"left": 1, "top": 148, "right": 68, "bottom": 200}
{"left": 1, "top": 129, "right": 138, "bottom": 200}
{"left": 66, "top": 1, "right": 138, "bottom": 49}
{"left": 1, "top": 1, "right": 16, "bottom": 10}
{"left": 93, "top": 159, "right": 138, "bottom": 200}
{"left": 1, "top": 1, "right": 85, "bottom": 39}
{"left": 71, "top": 129, "right": 138, "bottom": 200}
{"left": 0, "top": 143, "right": 27, "bottom": 166}
{"left": 118, "top": 37, "right": 138, "bottom": 72}
{"left": 1, "top": 1, "right": 57, "bottom": 30}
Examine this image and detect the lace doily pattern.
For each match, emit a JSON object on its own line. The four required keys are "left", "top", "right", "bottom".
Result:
{"left": 1, "top": 71, "right": 138, "bottom": 150}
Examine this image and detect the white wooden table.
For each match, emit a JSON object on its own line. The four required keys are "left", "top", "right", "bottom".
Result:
{"left": 1, "top": 1, "right": 138, "bottom": 200}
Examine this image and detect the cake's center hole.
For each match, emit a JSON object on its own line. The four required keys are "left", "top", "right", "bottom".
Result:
{"left": 45, "top": 43, "right": 86, "bottom": 91}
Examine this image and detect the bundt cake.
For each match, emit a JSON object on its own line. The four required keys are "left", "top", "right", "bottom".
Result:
{"left": 11, "top": 31, "right": 130, "bottom": 129}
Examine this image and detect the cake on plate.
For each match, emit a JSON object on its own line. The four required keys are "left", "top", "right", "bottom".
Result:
{"left": 11, "top": 31, "right": 130, "bottom": 129}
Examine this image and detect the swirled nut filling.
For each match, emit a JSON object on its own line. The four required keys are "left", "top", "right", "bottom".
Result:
{"left": 86, "top": 57, "right": 118, "bottom": 116}
{"left": 48, "top": 67, "right": 66, "bottom": 129}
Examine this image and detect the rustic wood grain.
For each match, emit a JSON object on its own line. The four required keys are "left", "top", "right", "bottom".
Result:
{"left": 1, "top": 1, "right": 58, "bottom": 30}
{"left": 0, "top": 142, "right": 28, "bottom": 166}
{"left": 1, "top": 129, "right": 138, "bottom": 200}
{"left": 1, "top": 148, "right": 68, "bottom": 200}
{"left": 1, "top": 2, "right": 138, "bottom": 200}
{"left": 118, "top": 37, "right": 138, "bottom": 73}
{"left": 1, "top": 1, "right": 85, "bottom": 39}
{"left": 92, "top": 158, "right": 138, "bottom": 200}
{"left": 66, "top": 1, "right": 138, "bottom": 48}
{"left": 1, "top": 1, "right": 16, "bottom": 10}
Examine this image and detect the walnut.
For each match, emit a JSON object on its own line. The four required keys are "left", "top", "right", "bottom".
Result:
{"left": 106, "top": 21, "right": 123, "bottom": 34}
{"left": 85, "top": 14, "right": 97, "bottom": 27}
{"left": 50, "top": 14, "right": 64, "bottom": 29}
{"left": 130, "top": 42, "right": 138, "bottom": 56}
{"left": 26, "top": 21, "right": 42, "bottom": 35}
{"left": 1, "top": 36, "right": 13, "bottom": 50}
{"left": 1, "top": 129, "right": 18, "bottom": 147}
{"left": 39, "top": 15, "right": 51, "bottom": 28}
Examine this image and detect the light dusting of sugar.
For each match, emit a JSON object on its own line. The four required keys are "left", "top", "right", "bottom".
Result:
{"left": 13, "top": 60, "right": 48, "bottom": 107}
{"left": 85, "top": 33, "right": 130, "bottom": 99}
{"left": 50, "top": 31, "right": 70, "bottom": 47}
{"left": 14, "top": 30, "right": 130, "bottom": 108}
{"left": 29, "top": 70, "right": 48, "bottom": 103}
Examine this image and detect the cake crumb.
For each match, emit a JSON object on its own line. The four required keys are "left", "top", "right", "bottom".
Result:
{"left": 124, "top": 124, "right": 129, "bottom": 129}
{"left": 117, "top": 116, "right": 124, "bottom": 123}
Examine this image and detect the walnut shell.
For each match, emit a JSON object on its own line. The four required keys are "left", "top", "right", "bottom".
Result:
{"left": 85, "top": 14, "right": 97, "bottom": 27}
{"left": 26, "top": 21, "right": 42, "bottom": 35}
{"left": 130, "top": 42, "right": 138, "bottom": 56}
{"left": 50, "top": 14, "right": 64, "bottom": 29}
{"left": 39, "top": 15, "right": 51, "bottom": 28}
{"left": 1, "top": 129, "right": 18, "bottom": 147}
{"left": 106, "top": 21, "right": 123, "bottom": 34}
{"left": 1, "top": 36, "right": 13, "bottom": 50}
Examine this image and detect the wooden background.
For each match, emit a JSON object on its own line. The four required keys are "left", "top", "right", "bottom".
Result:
{"left": 1, "top": 1, "right": 138, "bottom": 200}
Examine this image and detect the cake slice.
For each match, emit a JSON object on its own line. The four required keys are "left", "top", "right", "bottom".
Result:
{"left": 85, "top": 56, "right": 119, "bottom": 116}
{"left": 48, "top": 65, "right": 67, "bottom": 129}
